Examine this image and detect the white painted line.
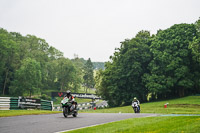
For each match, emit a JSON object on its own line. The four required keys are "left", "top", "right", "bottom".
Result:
{"left": 54, "top": 114, "right": 158, "bottom": 133}
{"left": 54, "top": 120, "right": 122, "bottom": 133}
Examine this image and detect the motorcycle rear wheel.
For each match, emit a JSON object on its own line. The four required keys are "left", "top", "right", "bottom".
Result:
{"left": 73, "top": 110, "right": 78, "bottom": 117}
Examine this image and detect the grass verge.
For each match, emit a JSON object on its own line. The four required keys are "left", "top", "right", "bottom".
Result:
{"left": 66, "top": 116, "right": 200, "bottom": 133}
{"left": 80, "top": 96, "right": 200, "bottom": 114}
{"left": 0, "top": 110, "right": 61, "bottom": 117}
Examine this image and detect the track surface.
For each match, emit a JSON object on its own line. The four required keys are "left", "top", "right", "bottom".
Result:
{"left": 0, "top": 113, "right": 158, "bottom": 133}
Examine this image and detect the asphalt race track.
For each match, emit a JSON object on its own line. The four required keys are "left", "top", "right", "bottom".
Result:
{"left": 0, "top": 113, "right": 158, "bottom": 133}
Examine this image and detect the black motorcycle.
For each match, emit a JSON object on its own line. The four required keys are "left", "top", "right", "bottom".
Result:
{"left": 61, "top": 98, "right": 78, "bottom": 118}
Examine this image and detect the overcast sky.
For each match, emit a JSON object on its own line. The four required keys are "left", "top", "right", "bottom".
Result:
{"left": 0, "top": 0, "right": 200, "bottom": 62}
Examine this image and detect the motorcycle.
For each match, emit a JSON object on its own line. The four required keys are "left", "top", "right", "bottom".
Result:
{"left": 61, "top": 97, "right": 78, "bottom": 118}
{"left": 132, "top": 102, "right": 140, "bottom": 113}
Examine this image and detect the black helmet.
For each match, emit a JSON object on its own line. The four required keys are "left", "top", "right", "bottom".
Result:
{"left": 66, "top": 90, "right": 71, "bottom": 96}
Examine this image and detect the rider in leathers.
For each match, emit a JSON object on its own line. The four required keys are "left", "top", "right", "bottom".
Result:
{"left": 132, "top": 97, "right": 140, "bottom": 111}
{"left": 64, "top": 90, "right": 77, "bottom": 111}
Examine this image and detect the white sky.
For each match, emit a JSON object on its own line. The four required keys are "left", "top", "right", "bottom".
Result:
{"left": 0, "top": 0, "right": 200, "bottom": 62}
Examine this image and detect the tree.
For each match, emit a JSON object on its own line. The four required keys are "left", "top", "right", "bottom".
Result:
{"left": 57, "top": 58, "right": 78, "bottom": 91}
{"left": 94, "top": 69, "right": 104, "bottom": 95}
{"left": 189, "top": 18, "right": 200, "bottom": 62}
{"left": 98, "top": 31, "right": 152, "bottom": 106}
{"left": 144, "top": 23, "right": 198, "bottom": 98}
{"left": 83, "top": 58, "right": 95, "bottom": 93}
{"left": 71, "top": 56, "right": 84, "bottom": 92}
{"left": 0, "top": 27, "right": 83, "bottom": 97}
{"left": 10, "top": 58, "right": 41, "bottom": 97}
{"left": 0, "top": 29, "right": 19, "bottom": 95}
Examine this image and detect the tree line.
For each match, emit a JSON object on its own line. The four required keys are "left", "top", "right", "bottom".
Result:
{"left": 95, "top": 19, "right": 200, "bottom": 107}
{"left": 0, "top": 29, "right": 96, "bottom": 97}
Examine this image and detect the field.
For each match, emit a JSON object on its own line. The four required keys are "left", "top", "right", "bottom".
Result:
{"left": 80, "top": 96, "right": 200, "bottom": 114}
{"left": 67, "top": 116, "right": 200, "bottom": 133}
{"left": 0, "top": 110, "right": 61, "bottom": 117}
{"left": 68, "top": 96, "right": 200, "bottom": 133}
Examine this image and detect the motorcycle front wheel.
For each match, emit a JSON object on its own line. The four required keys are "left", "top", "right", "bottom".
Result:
{"left": 134, "top": 108, "right": 137, "bottom": 113}
{"left": 63, "top": 107, "right": 68, "bottom": 118}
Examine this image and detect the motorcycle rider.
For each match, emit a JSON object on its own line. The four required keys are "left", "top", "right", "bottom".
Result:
{"left": 132, "top": 97, "right": 140, "bottom": 111}
{"left": 64, "top": 90, "right": 77, "bottom": 111}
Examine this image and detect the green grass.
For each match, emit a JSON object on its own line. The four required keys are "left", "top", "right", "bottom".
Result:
{"left": 53, "top": 97, "right": 93, "bottom": 105}
{"left": 77, "top": 86, "right": 96, "bottom": 94}
{"left": 80, "top": 96, "right": 200, "bottom": 114}
{"left": 0, "top": 110, "right": 61, "bottom": 117}
{"left": 66, "top": 116, "right": 200, "bottom": 133}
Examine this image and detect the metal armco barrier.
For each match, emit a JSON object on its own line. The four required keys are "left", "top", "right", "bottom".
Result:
{"left": 10, "top": 97, "right": 19, "bottom": 110}
{"left": 0, "top": 97, "right": 10, "bottom": 110}
{"left": 41, "top": 100, "right": 53, "bottom": 110}
{"left": 0, "top": 97, "right": 53, "bottom": 111}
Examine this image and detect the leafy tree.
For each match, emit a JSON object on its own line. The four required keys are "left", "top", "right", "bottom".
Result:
{"left": 189, "top": 37, "right": 200, "bottom": 62}
{"left": 94, "top": 69, "right": 104, "bottom": 95}
{"left": 71, "top": 56, "right": 84, "bottom": 92}
{"left": 189, "top": 18, "right": 200, "bottom": 62}
{"left": 99, "top": 31, "right": 152, "bottom": 106}
{"left": 83, "top": 58, "right": 95, "bottom": 93}
{"left": 10, "top": 58, "right": 41, "bottom": 97}
{"left": 0, "top": 29, "right": 19, "bottom": 95}
{"left": 144, "top": 24, "right": 198, "bottom": 98}
{"left": 57, "top": 57, "right": 78, "bottom": 91}
{"left": 0, "top": 28, "right": 83, "bottom": 97}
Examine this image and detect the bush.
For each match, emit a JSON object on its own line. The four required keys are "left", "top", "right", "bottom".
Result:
{"left": 40, "top": 94, "right": 51, "bottom": 100}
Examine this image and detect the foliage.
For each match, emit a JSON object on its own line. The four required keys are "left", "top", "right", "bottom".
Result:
{"left": 189, "top": 18, "right": 200, "bottom": 62}
{"left": 94, "top": 69, "right": 104, "bottom": 95}
{"left": 97, "top": 19, "right": 200, "bottom": 106}
{"left": 57, "top": 57, "right": 78, "bottom": 91}
{"left": 40, "top": 94, "right": 51, "bottom": 100}
{"left": 83, "top": 58, "right": 95, "bottom": 93}
{"left": 0, "top": 28, "right": 82, "bottom": 96}
{"left": 98, "top": 31, "right": 152, "bottom": 106}
{"left": 0, "top": 29, "right": 19, "bottom": 95}
{"left": 144, "top": 23, "right": 199, "bottom": 99}
{"left": 10, "top": 58, "right": 42, "bottom": 97}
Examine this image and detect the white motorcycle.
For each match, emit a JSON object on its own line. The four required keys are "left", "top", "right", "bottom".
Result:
{"left": 132, "top": 102, "right": 140, "bottom": 113}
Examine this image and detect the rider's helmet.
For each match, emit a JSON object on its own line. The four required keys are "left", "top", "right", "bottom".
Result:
{"left": 134, "top": 97, "right": 137, "bottom": 101}
{"left": 66, "top": 90, "right": 71, "bottom": 96}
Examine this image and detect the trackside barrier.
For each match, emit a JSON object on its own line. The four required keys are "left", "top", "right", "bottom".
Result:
{"left": 0, "top": 97, "right": 53, "bottom": 111}
{"left": 41, "top": 100, "right": 53, "bottom": 111}
{"left": 96, "top": 104, "right": 108, "bottom": 109}
{"left": 78, "top": 102, "right": 93, "bottom": 110}
{"left": 10, "top": 97, "right": 19, "bottom": 110}
{"left": 53, "top": 101, "right": 108, "bottom": 111}
{"left": 0, "top": 97, "right": 10, "bottom": 110}
{"left": 53, "top": 102, "right": 93, "bottom": 111}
